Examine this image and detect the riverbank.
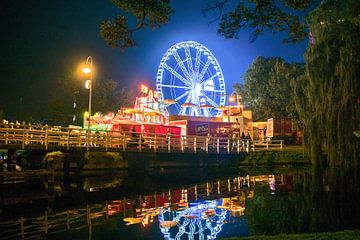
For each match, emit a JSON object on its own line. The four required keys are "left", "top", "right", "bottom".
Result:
{"left": 221, "top": 230, "right": 360, "bottom": 240}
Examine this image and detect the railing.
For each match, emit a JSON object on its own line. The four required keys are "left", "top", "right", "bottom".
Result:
{"left": 0, "top": 123, "right": 284, "bottom": 153}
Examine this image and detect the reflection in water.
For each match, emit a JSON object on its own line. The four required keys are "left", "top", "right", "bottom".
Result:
{"left": 159, "top": 200, "right": 227, "bottom": 239}
{"left": 1, "top": 167, "right": 360, "bottom": 239}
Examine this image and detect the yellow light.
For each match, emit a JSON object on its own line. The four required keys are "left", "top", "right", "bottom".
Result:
{"left": 229, "top": 96, "right": 236, "bottom": 102}
{"left": 141, "top": 84, "right": 148, "bottom": 94}
{"left": 82, "top": 67, "right": 91, "bottom": 74}
{"left": 84, "top": 111, "right": 89, "bottom": 117}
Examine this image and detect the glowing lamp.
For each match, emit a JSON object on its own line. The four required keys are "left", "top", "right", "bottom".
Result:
{"left": 82, "top": 67, "right": 91, "bottom": 74}
{"left": 229, "top": 96, "right": 236, "bottom": 102}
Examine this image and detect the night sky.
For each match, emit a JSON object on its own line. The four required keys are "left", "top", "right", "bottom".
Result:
{"left": 0, "top": 0, "right": 308, "bottom": 121}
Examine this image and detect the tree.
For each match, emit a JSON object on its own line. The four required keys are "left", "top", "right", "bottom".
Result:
{"left": 205, "top": 0, "right": 316, "bottom": 43}
{"left": 48, "top": 76, "right": 135, "bottom": 126}
{"left": 291, "top": 0, "right": 360, "bottom": 166}
{"left": 100, "top": 0, "right": 173, "bottom": 50}
{"left": 240, "top": 57, "right": 304, "bottom": 121}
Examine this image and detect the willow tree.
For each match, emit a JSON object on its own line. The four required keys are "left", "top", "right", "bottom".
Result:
{"left": 291, "top": 0, "right": 360, "bottom": 166}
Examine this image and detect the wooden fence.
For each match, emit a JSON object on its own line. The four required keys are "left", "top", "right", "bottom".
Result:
{"left": 0, "top": 123, "right": 283, "bottom": 153}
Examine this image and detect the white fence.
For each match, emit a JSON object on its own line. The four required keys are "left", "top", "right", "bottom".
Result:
{"left": 0, "top": 123, "right": 284, "bottom": 153}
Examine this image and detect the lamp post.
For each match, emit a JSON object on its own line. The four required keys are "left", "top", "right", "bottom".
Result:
{"left": 228, "top": 92, "right": 242, "bottom": 122}
{"left": 82, "top": 56, "right": 93, "bottom": 130}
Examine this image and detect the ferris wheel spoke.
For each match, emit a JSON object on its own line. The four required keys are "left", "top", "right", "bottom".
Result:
{"left": 194, "top": 47, "right": 201, "bottom": 74}
{"left": 204, "top": 108, "right": 211, "bottom": 117}
{"left": 159, "top": 84, "right": 190, "bottom": 90}
{"left": 174, "top": 90, "right": 190, "bottom": 102}
{"left": 201, "top": 73, "right": 218, "bottom": 85}
{"left": 205, "top": 96, "right": 219, "bottom": 108}
{"left": 185, "top": 45, "right": 193, "bottom": 74}
{"left": 171, "top": 49, "right": 192, "bottom": 81}
{"left": 180, "top": 106, "right": 187, "bottom": 115}
{"left": 198, "top": 58, "right": 212, "bottom": 82}
{"left": 202, "top": 89, "right": 224, "bottom": 93}
{"left": 163, "top": 63, "right": 191, "bottom": 86}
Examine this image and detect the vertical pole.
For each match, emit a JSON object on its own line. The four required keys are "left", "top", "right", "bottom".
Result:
{"left": 67, "top": 210, "right": 70, "bottom": 230}
{"left": 181, "top": 136, "right": 184, "bottom": 153}
{"left": 195, "top": 185, "right": 198, "bottom": 200}
{"left": 217, "top": 138, "right": 219, "bottom": 153}
{"left": 86, "top": 205, "right": 91, "bottom": 225}
{"left": 246, "top": 140, "right": 249, "bottom": 152}
{"left": 280, "top": 140, "right": 283, "bottom": 150}
{"left": 206, "top": 137, "right": 209, "bottom": 153}
{"left": 154, "top": 192, "right": 158, "bottom": 208}
{"left": 67, "top": 129, "right": 70, "bottom": 150}
{"left": 20, "top": 217, "right": 24, "bottom": 239}
{"left": 237, "top": 139, "right": 240, "bottom": 153}
{"left": 88, "top": 224, "right": 92, "bottom": 240}
{"left": 44, "top": 210, "right": 48, "bottom": 234}
{"left": 168, "top": 135, "right": 171, "bottom": 153}
{"left": 139, "top": 133, "right": 142, "bottom": 152}
{"left": 154, "top": 135, "right": 157, "bottom": 153}
{"left": 122, "top": 133, "right": 125, "bottom": 152}
{"left": 86, "top": 130, "right": 89, "bottom": 151}
{"left": 105, "top": 131, "right": 108, "bottom": 151}
{"left": 105, "top": 201, "right": 109, "bottom": 220}
{"left": 227, "top": 105, "right": 230, "bottom": 122}
{"left": 22, "top": 126, "right": 25, "bottom": 149}
{"left": 122, "top": 197, "right": 126, "bottom": 217}
{"left": 45, "top": 127, "right": 48, "bottom": 150}
{"left": 227, "top": 139, "right": 230, "bottom": 153}
{"left": 194, "top": 137, "right": 196, "bottom": 153}
{"left": 266, "top": 139, "right": 269, "bottom": 149}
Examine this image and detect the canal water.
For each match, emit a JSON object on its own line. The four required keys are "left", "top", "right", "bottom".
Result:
{"left": 1, "top": 166, "right": 359, "bottom": 239}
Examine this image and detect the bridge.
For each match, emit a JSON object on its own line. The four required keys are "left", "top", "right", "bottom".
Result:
{"left": 0, "top": 123, "right": 284, "bottom": 154}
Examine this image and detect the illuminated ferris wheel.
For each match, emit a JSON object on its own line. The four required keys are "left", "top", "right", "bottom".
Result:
{"left": 156, "top": 41, "right": 226, "bottom": 117}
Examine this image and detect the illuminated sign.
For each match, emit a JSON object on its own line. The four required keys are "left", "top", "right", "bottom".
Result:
{"left": 196, "top": 123, "right": 209, "bottom": 135}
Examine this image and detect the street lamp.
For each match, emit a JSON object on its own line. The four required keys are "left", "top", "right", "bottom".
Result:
{"left": 227, "top": 92, "right": 242, "bottom": 122}
{"left": 82, "top": 56, "right": 93, "bottom": 130}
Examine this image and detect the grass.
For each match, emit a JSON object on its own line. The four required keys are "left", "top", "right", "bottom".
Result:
{"left": 221, "top": 230, "right": 360, "bottom": 240}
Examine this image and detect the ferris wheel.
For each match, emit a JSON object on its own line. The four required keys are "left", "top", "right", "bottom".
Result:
{"left": 156, "top": 41, "right": 226, "bottom": 117}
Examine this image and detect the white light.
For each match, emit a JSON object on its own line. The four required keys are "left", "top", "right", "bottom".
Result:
{"left": 195, "top": 83, "right": 202, "bottom": 95}
{"left": 85, "top": 80, "right": 91, "bottom": 89}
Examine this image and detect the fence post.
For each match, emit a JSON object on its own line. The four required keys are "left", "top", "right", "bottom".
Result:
{"left": 105, "top": 201, "right": 109, "bottom": 220}
{"left": 227, "top": 139, "right": 230, "bottom": 153}
{"left": 237, "top": 139, "right": 240, "bottom": 153}
{"left": 280, "top": 140, "right": 283, "bottom": 150}
{"left": 22, "top": 127, "right": 26, "bottom": 149}
{"left": 168, "top": 136, "right": 171, "bottom": 153}
{"left": 139, "top": 134, "right": 142, "bottom": 152}
{"left": 122, "top": 133, "right": 126, "bottom": 152}
{"left": 154, "top": 135, "right": 157, "bottom": 153}
{"left": 206, "top": 137, "right": 209, "bottom": 153}
{"left": 105, "top": 131, "right": 108, "bottom": 151}
{"left": 67, "top": 129, "right": 70, "bottom": 150}
{"left": 67, "top": 210, "right": 70, "bottom": 230}
{"left": 44, "top": 210, "right": 48, "bottom": 234}
{"left": 86, "top": 205, "right": 91, "bottom": 225}
{"left": 217, "top": 138, "right": 219, "bottom": 153}
{"left": 181, "top": 136, "right": 184, "bottom": 153}
{"left": 20, "top": 217, "right": 24, "bottom": 238}
{"left": 194, "top": 137, "right": 197, "bottom": 153}
{"left": 45, "top": 127, "right": 49, "bottom": 150}
{"left": 246, "top": 140, "right": 249, "bottom": 152}
{"left": 266, "top": 138, "right": 269, "bottom": 149}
